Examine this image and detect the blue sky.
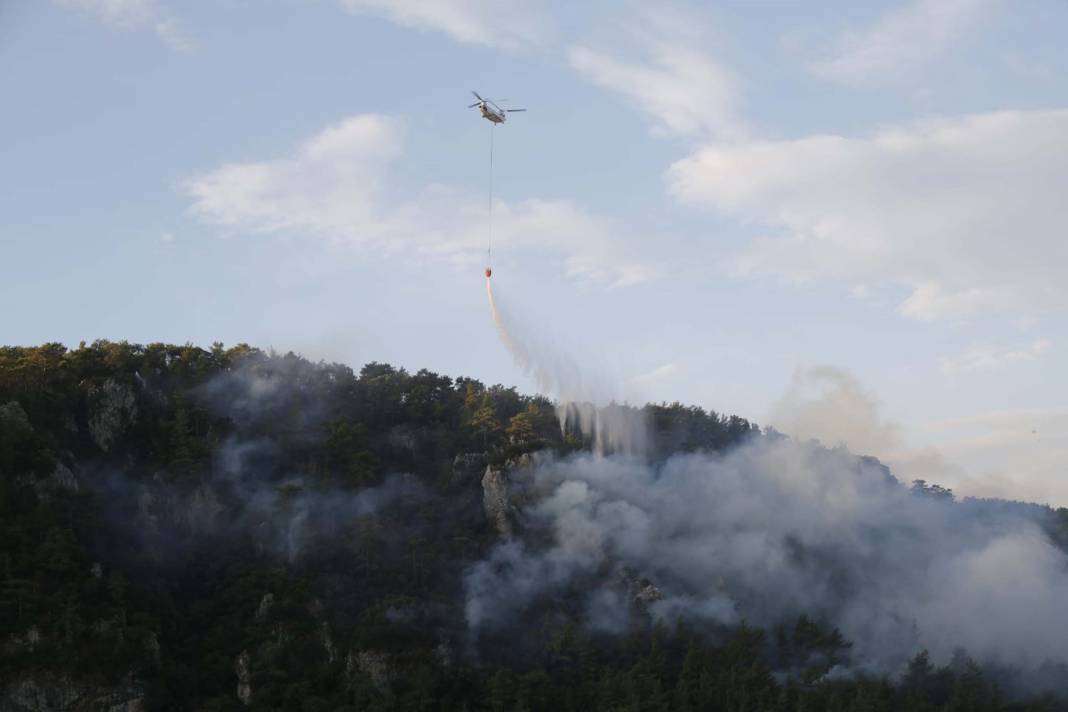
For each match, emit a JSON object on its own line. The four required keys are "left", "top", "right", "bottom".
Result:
{"left": 3, "top": 0, "right": 1068, "bottom": 504}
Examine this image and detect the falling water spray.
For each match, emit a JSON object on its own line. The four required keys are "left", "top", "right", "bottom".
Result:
{"left": 485, "top": 276, "right": 646, "bottom": 454}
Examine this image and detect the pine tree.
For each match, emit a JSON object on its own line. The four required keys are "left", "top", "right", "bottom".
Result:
{"left": 469, "top": 393, "right": 502, "bottom": 448}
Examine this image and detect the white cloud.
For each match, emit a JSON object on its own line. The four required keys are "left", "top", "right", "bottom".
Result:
{"left": 152, "top": 17, "right": 192, "bottom": 51}
{"left": 668, "top": 109, "right": 1068, "bottom": 320}
{"left": 568, "top": 8, "right": 744, "bottom": 140}
{"left": 59, "top": 0, "right": 154, "bottom": 27}
{"left": 938, "top": 339, "right": 1051, "bottom": 374}
{"left": 186, "top": 115, "right": 404, "bottom": 238}
{"left": 807, "top": 0, "right": 994, "bottom": 84}
{"left": 338, "top": 0, "right": 550, "bottom": 50}
{"left": 633, "top": 363, "right": 678, "bottom": 386}
{"left": 184, "top": 114, "right": 657, "bottom": 286}
{"left": 56, "top": 0, "right": 191, "bottom": 50}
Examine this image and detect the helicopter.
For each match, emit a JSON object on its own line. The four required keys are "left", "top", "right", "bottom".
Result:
{"left": 469, "top": 91, "right": 525, "bottom": 124}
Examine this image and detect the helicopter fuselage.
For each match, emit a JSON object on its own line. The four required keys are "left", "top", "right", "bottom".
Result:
{"left": 479, "top": 103, "right": 506, "bottom": 123}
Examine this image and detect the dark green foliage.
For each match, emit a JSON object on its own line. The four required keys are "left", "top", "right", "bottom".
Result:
{"left": 0, "top": 341, "right": 1065, "bottom": 710}
{"left": 912, "top": 480, "right": 955, "bottom": 501}
{"left": 647, "top": 402, "right": 760, "bottom": 455}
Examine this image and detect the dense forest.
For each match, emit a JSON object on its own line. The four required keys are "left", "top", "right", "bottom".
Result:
{"left": 1, "top": 340, "right": 1067, "bottom": 711}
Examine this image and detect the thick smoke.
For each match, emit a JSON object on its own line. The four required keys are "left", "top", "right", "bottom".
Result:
{"left": 478, "top": 299, "right": 1068, "bottom": 677}
{"left": 768, "top": 366, "right": 970, "bottom": 496}
{"left": 465, "top": 441, "right": 1068, "bottom": 674}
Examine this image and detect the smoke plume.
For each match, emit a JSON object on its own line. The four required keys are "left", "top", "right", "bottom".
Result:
{"left": 465, "top": 440, "right": 1068, "bottom": 675}
{"left": 477, "top": 304, "right": 1068, "bottom": 677}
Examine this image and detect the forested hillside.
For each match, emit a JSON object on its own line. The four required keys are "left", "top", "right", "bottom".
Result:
{"left": 1, "top": 341, "right": 1066, "bottom": 711}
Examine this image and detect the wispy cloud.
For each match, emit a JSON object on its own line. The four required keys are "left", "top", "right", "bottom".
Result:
{"left": 338, "top": 0, "right": 551, "bottom": 51}
{"left": 633, "top": 363, "right": 678, "bottom": 386}
{"left": 938, "top": 339, "right": 1051, "bottom": 374}
{"left": 668, "top": 109, "right": 1068, "bottom": 320}
{"left": 55, "top": 0, "right": 192, "bottom": 50}
{"left": 568, "top": 8, "right": 744, "bottom": 140}
{"left": 184, "top": 114, "right": 659, "bottom": 287}
{"left": 807, "top": 0, "right": 994, "bottom": 84}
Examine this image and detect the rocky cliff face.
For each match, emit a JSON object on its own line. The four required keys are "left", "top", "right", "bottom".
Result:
{"left": 0, "top": 400, "right": 32, "bottom": 434}
{"left": 86, "top": 379, "right": 138, "bottom": 452}
{"left": 481, "top": 465, "right": 513, "bottom": 539}
{"left": 47, "top": 462, "right": 79, "bottom": 493}
{"left": 346, "top": 649, "right": 394, "bottom": 692}
{"left": 450, "top": 452, "right": 487, "bottom": 488}
{"left": 480, "top": 454, "right": 536, "bottom": 539}
{"left": 16, "top": 461, "right": 80, "bottom": 500}
{"left": 1, "top": 673, "right": 144, "bottom": 712}
{"left": 235, "top": 650, "right": 252, "bottom": 706}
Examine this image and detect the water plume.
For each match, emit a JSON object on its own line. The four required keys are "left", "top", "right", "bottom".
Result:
{"left": 486, "top": 276, "right": 645, "bottom": 454}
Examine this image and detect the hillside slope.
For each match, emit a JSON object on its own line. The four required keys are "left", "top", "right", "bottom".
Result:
{"left": 1, "top": 341, "right": 1066, "bottom": 711}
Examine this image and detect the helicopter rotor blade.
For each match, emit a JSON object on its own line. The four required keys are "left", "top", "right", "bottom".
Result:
{"left": 506, "top": 109, "right": 526, "bottom": 112}
{"left": 468, "top": 103, "right": 481, "bottom": 108}
{"left": 471, "top": 91, "right": 483, "bottom": 101}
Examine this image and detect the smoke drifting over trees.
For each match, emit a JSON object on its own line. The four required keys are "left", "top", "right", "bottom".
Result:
{"left": 1, "top": 340, "right": 1067, "bottom": 709}
{"left": 466, "top": 444, "right": 1068, "bottom": 674}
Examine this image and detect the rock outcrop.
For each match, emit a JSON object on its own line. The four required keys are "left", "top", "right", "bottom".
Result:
{"left": 20, "top": 461, "right": 81, "bottom": 500}
{"left": 450, "top": 452, "right": 487, "bottom": 487}
{"left": 0, "top": 400, "right": 32, "bottom": 433}
{"left": 4, "top": 625, "right": 41, "bottom": 656}
{"left": 87, "top": 379, "right": 138, "bottom": 452}
{"left": 319, "top": 623, "right": 338, "bottom": 664}
{"left": 255, "top": 593, "right": 275, "bottom": 622}
{"left": 481, "top": 454, "right": 536, "bottom": 539}
{"left": 623, "top": 570, "right": 664, "bottom": 610}
{"left": 1, "top": 673, "right": 143, "bottom": 712}
{"left": 48, "top": 461, "right": 79, "bottom": 492}
{"left": 235, "top": 650, "right": 252, "bottom": 706}
{"left": 346, "top": 649, "right": 394, "bottom": 692}
{"left": 481, "top": 465, "right": 513, "bottom": 539}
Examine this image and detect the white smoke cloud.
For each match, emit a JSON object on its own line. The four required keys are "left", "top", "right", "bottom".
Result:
{"left": 465, "top": 440, "right": 1068, "bottom": 673}
{"left": 768, "top": 365, "right": 905, "bottom": 457}
{"left": 766, "top": 365, "right": 1068, "bottom": 507}
{"left": 767, "top": 366, "right": 969, "bottom": 494}
{"left": 463, "top": 351, "right": 1068, "bottom": 673}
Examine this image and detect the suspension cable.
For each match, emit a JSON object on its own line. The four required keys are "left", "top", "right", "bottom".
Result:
{"left": 487, "top": 124, "right": 495, "bottom": 268}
